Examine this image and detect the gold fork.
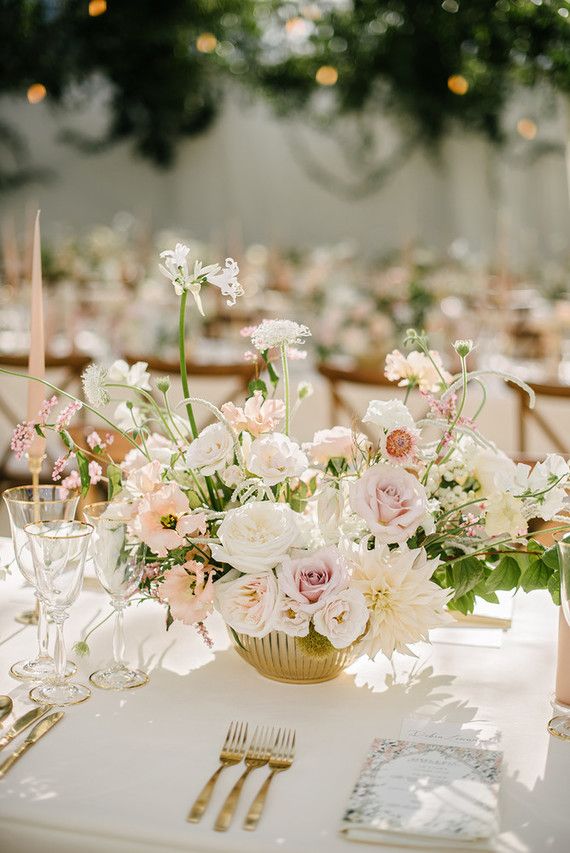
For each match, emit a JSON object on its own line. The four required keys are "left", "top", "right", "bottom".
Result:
{"left": 186, "top": 721, "right": 248, "bottom": 823}
{"left": 243, "top": 728, "right": 296, "bottom": 831}
{"left": 214, "top": 726, "right": 276, "bottom": 832}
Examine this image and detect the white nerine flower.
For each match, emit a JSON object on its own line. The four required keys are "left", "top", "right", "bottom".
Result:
{"left": 251, "top": 319, "right": 311, "bottom": 352}
{"left": 82, "top": 364, "right": 110, "bottom": 407}
{"left": 248, "top": 433, "right": 308, "bottom": 486}
{"left": 350, "top": 542, "right": 451, "bottom": 658}
{"left": 185, "top": 423, "right": 235, "bottom": 476}
{"left": 108, "top": 360, "right": 151, "bottom": 391}
{"left": 159, "top": 243, "right": 242, "bottom": 315}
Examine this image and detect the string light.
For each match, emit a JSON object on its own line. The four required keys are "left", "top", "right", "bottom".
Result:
{"left": 447, "top": 74, "right": 469, "bottom": 95}
{"left": 316, "top": 65, "right": 338, "bottom": 86}
{"left": 88, "top": 0, "right": 107, "bottom": 16}
{"left": 27, "top": 84, "right": 47, "bottom": 104}
{"left": 516, "top": 118, "right": 538, "bottom": 140}
{"left": 196, "top": 33, "right": 218, "bottom": 53}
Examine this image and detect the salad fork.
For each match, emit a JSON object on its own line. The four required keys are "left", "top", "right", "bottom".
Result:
{"left": 186, "top": 721, "right": 248, "bottom": 823}
{"left": 243, "top": 728, "right": 296, "bottom": 831}
{"left": 214, "top": 725, "right": 276, "bottom": 832}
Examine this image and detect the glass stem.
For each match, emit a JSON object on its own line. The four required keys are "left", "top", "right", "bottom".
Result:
{"left": 36, "top": 596, "right": 51, "bottom": 662}
{"left": 53, "top": 614, "right": 67, "bottom": 687}
{"left": 112, "top": 600, "right": 126, "bottom": 670}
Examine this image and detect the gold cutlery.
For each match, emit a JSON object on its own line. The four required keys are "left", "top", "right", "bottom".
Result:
{"left": 186, "top": 721, "right": 248, "bottom": 823}
{"left": 214, "top": 726, "right": 276, "bottom": 832}
{"left": 0, "top": 711, "right": 64, "bottom": 779}
{"left": 0, "top": 695, "right": 13, "bottom": 725}
{"left": 0, "top": 705, "right": 53, "bottom": 751}
{"left": 244, "top": 728, "right": 296, "bottom": 831}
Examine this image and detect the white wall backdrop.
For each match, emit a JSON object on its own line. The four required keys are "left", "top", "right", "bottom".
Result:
{"left": 0, "top": 85, "right": 569, "bottom": 266}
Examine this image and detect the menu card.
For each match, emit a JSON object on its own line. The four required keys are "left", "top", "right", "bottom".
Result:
{"left": 340, "top": 737, "right": 502, "bottom": 850}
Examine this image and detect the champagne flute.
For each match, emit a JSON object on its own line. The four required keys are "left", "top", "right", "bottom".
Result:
{"left": 549, "top": 532, "right": 570, "bottom": 739}
{"left": 3, "top": 485, "right": 79, "bottom": 681}
{"left": 25, "top": 520, "right": 93, "bottom": 706}
{"left": 83, "top": 502, "right": 149, "bottom": 690}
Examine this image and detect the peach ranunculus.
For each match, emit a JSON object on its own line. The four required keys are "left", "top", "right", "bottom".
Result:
{"left": 305, "top": 426, "right": 362, "bottom": 466}
{"left": 221, "top": 391, "right": 286, "bottom": 437}
{"left": 384, "top": 349, "right": 452, "bottom": 393}
{"left": 349, "top": 464, "right": 429, "bottom": 545}
{"left": 157, "top": 560, "right": 214, "bottom": 625}
{"left": 131, "top": 483, "right": 206, "bottom": 557}
{"left": 277, "top": 546, "right": 348, "bottom": 614}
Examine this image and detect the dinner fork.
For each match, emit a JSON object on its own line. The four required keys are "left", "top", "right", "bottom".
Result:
{"left": 186, "top": 721, "right": 248, "bottom": 823}
{"left": 243, "top": 728, "right": 296, "bottom": 831}
{"left": 214, "top": 725, "right": 276, "bottom": 832}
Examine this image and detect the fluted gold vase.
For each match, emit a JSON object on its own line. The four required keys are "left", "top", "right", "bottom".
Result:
{"left": 231, "top": 630, "right": 362, "bottom": 684}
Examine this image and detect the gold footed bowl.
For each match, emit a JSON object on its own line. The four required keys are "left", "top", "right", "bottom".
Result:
{"left": 231, "top": 629, "right": 362, "bottom": 684}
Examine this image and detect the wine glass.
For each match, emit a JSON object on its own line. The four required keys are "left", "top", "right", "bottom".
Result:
{"left": 3, "top": 485, "right": 79, "bottom": 681}
{"left": 549, "top": 532, "right": 570, "bottom": 739}
{"left": 25, "top": 520, "right": 93, "bottom": 706}
{"left": 83, "top": 502, "right": 149, "bottom": 690}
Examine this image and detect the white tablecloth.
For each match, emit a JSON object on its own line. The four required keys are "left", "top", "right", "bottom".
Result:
{"left": 0, "top": 536, "right": 569, "bottom": 853}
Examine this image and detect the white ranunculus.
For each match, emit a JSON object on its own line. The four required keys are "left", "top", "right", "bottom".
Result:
{"left": 484, "top": 492, "right": 528, "bottom": 538}
{"left": 211, "top": 501, "right": 300, "bottom": 573}
{"left": 215, "top": 570, "right": 278, "bottom": 638}
{"left": 248, "top": 433, "right": 308, "bottom": 486}
{"left": 362, "top": 399, "right": 415, "bottom": 432}
{"left": 472, "top": 447, "right": 516, "bottom": 497}
{"left": 108, "top": 359, "right": 151, "bottom": 391}
{"left": 185, "top": 423, "right": 235, "bottom": 476}
{"left": 273, "top": 595, "right": 311, "bottom": 637}
{"left": 313, "top": 588, "right": 369, "bottom": 650}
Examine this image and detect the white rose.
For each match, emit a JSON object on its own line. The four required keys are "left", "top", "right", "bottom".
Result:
{"left": 248, "top": 433, "right": 308, "bottom": 486}
{"left": 484, "top": 492, "right": 528, "bottom": 538}
{"left": 185, "top": 423, "right": 235, "bottom": 476}
{"left": 313, "top": 588, "right": 369, "bottom": 649}
{"left": 215, "top": 570, "right": 278, "bottom": 638}
{"left": 273, "top": 595, "right": 311, "bottom": 637}
{"left": 211, "top": 501, "right": 300, "bottom": 573}
{"left": 363, "top": 399, "right": 415, "bottom": 432}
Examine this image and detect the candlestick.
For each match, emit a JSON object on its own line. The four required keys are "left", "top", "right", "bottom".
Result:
{"left": 26, "top": 210, "right": 46, "bottom": 464}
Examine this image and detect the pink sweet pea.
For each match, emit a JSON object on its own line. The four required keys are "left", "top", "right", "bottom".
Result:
{"left": 157, "top": 560, "right": 214, "bottom": 625}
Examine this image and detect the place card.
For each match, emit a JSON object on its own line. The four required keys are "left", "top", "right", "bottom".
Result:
{"left": 340, "top": 738, "right": 502, "bottom": 850}
{"left": 400, "top": 714, "right": 502, "bottom": 751}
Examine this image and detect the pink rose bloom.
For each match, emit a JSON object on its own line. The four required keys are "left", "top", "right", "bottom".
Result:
{"left": 157, "top": 560, "right": 214, "bottom": 625}
{"left": 349, "top": 463, "right": 428, "bottom": 544}
{"left": 132, "top": 483, "right": 206, "bottom": 556}
{"left": 277, "top": 546, "right": 348, "bottom": 614}
{"left": 215, "top": 571, "right": 278, "bottom": 638}
{"left": 221, "top": 391, "right": 285, "bottom": 437}
{"left": 305, "top": 426, "right": 368, "bottom": 466}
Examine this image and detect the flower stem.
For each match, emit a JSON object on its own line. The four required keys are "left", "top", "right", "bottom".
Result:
{"left": 281, "top": 344, "right": 290, "bottom": 436}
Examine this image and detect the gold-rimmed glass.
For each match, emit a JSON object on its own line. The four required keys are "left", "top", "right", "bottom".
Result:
{"left": 83, "top": 502, "right": 149, "bottom": 690}
{"left": 3, "top": 485, "right": 79, "bottom": 681}
{"left": 549, "top": 533, "right": 570, "bottom": 740}
{"left": 25, "top": 520, "right": 93, "bottom": 706}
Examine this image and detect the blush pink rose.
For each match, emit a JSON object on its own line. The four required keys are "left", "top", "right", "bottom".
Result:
{"left": 305, "top": 426, "right": 369, "bottom": 466}
{"left": 277, "top": 546, "right": 348, "bottom": 614}
{"left": 349, "top": 463, "right": 428, "bottom": 544}
{"left": 157, "top": 560, "right": 214, "bottom": 625}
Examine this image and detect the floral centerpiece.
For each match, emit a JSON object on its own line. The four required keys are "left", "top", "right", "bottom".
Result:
{"left": 4, "top": 243, "right": 568, "bottom": 683}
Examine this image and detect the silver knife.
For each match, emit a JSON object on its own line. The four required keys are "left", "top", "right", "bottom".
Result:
{"left": 0, "top": 712, "right": 64, "bottom": 779}
{"left": 0, "top": 705, "right": 52, "bottom": 751}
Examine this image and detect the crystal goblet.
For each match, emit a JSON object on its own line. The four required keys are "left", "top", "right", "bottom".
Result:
{"left": 83, "top": 502, "right": 149, "bottom": 690}
{"left": 549, "top": 532, "right": 570, "bottom": 740}
{"left": 3, "top": 485, "right": 79, "bottom": 681}
{"left": 25, "top": 520, "right": 93, "bottom": 706}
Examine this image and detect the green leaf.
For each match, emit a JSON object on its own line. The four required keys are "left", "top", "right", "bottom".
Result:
{"left": 447, "top": 590, "right": 476, "bottom": 615}
{"left": 548, "top": 570, "right": 561, "bottom": 606}
{"left": 248, "top": 379, "right": 268, "bottom": 399}
{"left": 542, "top": 544, "right": 560, "bottom": 572}
{"left": 59, "top": 429, "right": 74, "bottom": 451}
{"left": 106, "top": 463, "right": 122, "bottom": 500}
{"left": 261, "top": 352, "right": 279, "bottom": 388}
{"left": 34, "top": 424, "right": 45, "bottom": 438}
{"left": 75, "top": 450, "right": 91, "bottom": 497}
{"left": 186, "top": 490, "right": 203, "bottom": 509}
{"left": 450, "top": 557, "right": 486, "bottom": 600}
{"left": 486, "top": 555, "right": 521, "bottom": 592}
{"left": 165, "top": 607, "right": 173, "bottom": 631}
{"left": 519, "top": 559, "right": 550, "bottom": 593}
{"left": 472, "top": 581, "right": 500, "bottom": 604}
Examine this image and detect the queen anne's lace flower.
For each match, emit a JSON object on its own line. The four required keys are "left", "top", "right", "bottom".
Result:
{"left": 250, "top": 319, "right": 311, "bottom": 351}
{"left": 82, "top": 364, "right": 110, "bottom": 407}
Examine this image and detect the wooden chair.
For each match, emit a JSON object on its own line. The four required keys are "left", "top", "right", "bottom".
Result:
{"left": 509, "top": 380, "right": 570, "bottom": 455}
{"left": 0, "top": 352, "right": 90, "bottom": 483}
{"left": 317, "top": 360, "right": 429, "bottom": 437}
